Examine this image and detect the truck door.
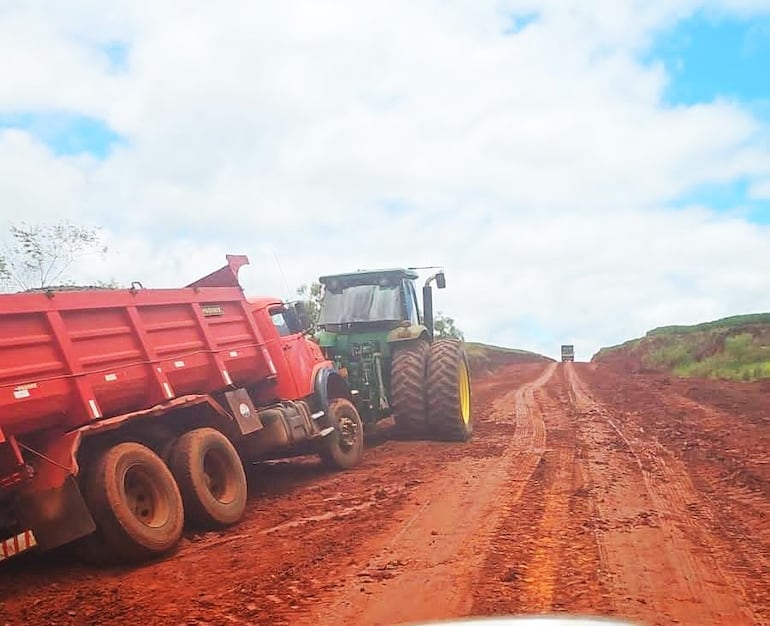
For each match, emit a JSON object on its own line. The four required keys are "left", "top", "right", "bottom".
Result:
{"left": 268, "top": 306, "right": 323, "bottom": 400}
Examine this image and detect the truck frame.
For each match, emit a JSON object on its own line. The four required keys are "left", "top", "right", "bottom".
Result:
{"left": 0, "top": 255, "right": 362, "bottom": 564}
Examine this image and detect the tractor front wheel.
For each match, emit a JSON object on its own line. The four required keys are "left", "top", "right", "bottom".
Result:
{"left": 426, "top": 339, "right": 473, "bottom": 441}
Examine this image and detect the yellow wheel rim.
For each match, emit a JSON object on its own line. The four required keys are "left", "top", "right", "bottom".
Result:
{"left": 458, "top": 359, "right": 471, "bottom": 425}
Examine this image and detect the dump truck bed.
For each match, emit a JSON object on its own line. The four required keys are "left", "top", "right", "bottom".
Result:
{"left": 0, "top": 281, "right": 274, "bottom": 438}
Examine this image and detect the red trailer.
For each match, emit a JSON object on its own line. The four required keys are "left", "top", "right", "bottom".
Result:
{"left": 0, "top": 255, "right": 362, "bottom": 563}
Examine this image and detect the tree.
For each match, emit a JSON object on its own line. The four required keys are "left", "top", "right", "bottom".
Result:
{"left": 434, "top": 311, "right": 464, "bottom": 340}
{"left": 0, "top": 221, "right": 108, "bottom": 292}
{"left": 296, "top": 281, "right": 323, "bottom": 326}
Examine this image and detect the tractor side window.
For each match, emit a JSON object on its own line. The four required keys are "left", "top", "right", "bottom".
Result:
{"left": 269, "top": 309, "right": 292, "bottom": 337}
{"left": 405, "top": 281, "right": 421, "bottom": 325}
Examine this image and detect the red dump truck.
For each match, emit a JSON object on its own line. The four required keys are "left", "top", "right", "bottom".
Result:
{"left": 0, "top": 255, "right": 363, "bottom": 564}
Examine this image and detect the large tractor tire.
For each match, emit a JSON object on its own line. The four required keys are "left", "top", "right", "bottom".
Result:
{"left": 426, "top": 339, "right": 473, "bottom": 441}
{"left": 390, "top": 340, "right": 429, "bottom": 437}
{"left": 168, "top": 428, "right": 248, "bottom": 529}
{"left": 81, "top": 442, "right": 184, "bottom": 563}
{"left": 319, "top": 398, "right": 364, "bottom": 470}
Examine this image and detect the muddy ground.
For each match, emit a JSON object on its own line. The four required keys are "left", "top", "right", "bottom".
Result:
{"left": 0, "top": 361, "right": 768, "bottom": 625}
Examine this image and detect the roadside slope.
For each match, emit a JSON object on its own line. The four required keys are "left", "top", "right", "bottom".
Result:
{"left": 593, "top": 313, "right": 770, "bottom": 380}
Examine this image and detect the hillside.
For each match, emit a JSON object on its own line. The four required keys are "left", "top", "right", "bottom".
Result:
{"left": 593, "top": 313, "right": 770, "bottom": 381}
{"left": 465, "top": 341, "right": 553, "bottom": 375}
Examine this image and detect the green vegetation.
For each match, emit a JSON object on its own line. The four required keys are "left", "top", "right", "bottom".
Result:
{"left": 647, "top": 313, "right": 770, "bottom": 336}
{"left": 465, "top": 342, "right": 549, "bottom": 373}
{"left": 595, "top": 314, "right": 770, "bottom": 382}
{"left": 434, "top": 312, "right": 464, "bottom": 340}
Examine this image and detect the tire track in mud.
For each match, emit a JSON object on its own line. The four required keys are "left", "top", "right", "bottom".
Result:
{"left": 471, "top": 363, "right": 610, "bottom": 619}
{"left": 304, "top": 362, "right": 557, "bottom": 626}
{"left": 567, "top": 364, "right": 760, "bottom": 625}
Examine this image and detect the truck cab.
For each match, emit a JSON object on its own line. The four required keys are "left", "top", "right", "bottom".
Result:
{"left": 248, "top": 297, "right": 327, "bottom": 403}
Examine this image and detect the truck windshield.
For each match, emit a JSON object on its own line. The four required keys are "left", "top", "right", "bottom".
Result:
{"left": 319, "top": 284, "right": 402, "bottom": 324}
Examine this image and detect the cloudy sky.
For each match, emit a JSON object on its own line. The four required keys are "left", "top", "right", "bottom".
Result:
{"left": 1, "top": 1, "right": 769, "bottom": 360}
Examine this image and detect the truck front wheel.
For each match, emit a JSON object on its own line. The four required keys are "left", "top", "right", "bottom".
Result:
{"left": 82, "top": 442, "right": 184, "bottom": 563}
{"left": 319, "top": 398, "right": 364, "bottom": 470}
{"left": 168, "top": 428, "right": 248, "bottom": 529}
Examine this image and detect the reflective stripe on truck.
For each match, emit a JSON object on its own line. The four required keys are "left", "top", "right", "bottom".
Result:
{"left": 0, "top": 530, "right": 37, "bottom": 561}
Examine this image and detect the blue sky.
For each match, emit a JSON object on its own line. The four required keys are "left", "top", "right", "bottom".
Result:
{"left": 2, "top": 2, "right": 770, "bottom": 359}
{"left": 650, "top": 12, "right": 770, "bottom": 225}
{"left": 653, "top": 13, "right": 770, "bottom": 106}
{"left": 0, "top": 112, "right": 124, "bottom": 158}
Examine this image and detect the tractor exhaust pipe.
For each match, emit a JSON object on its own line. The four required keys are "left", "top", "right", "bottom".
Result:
{"left": 423, "top": 271, "right": 446, "bottom": 339}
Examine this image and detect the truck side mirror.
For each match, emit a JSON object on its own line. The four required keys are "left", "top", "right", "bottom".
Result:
{"left": 436, "top": 272, "right": 446, "bottom": 289}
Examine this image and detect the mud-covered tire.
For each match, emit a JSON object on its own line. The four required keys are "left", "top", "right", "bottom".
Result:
{"left": 390, "top": 340, "right": 429, "bottom": 437}
{"left": 81, "top": 442, "right": 184, "bottom": 563}
{"left": 319, "top": 398, "right": 364, "bottom": 470}
{"left": 168, "top": 428, "right": 248, "bottom": 529}
{"left": 426, "top": 339, "right": 473, "bottom": 441}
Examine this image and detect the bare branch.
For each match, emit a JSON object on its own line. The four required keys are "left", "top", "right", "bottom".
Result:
{"left": 0, "top": 222, "right": 108, "bottom": 293}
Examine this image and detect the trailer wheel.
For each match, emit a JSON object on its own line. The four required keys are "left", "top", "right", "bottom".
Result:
{"left": 319, "top": 398, "right": 364, "bottom": 470}
{"left": 390, "top": 340, "right": 429, "bottom": 437}
{"left": 82, "top": 442, "right": 184, "bottom": 563}
{"left": 168, "top": 428, "right": 247, "bottom": 529}
{"left": 426, "top": 339, "right": 473, "bottom": 441}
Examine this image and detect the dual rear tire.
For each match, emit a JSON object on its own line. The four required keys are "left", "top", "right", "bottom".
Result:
{"left": 391, "top": 338, "right": 473, "bottom": 441}
{"left": 77, "top": 429, "right": 247, "bottom": 564}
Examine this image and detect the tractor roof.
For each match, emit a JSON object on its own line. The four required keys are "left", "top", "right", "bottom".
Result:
{"left": 319, "top": 268, "right": 419, "bottom": 285}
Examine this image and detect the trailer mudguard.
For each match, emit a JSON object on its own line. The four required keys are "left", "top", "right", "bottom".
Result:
{"left": 16, "top": 475, "right": 95, "bottom": 551}
{"left": 14, "top": 430, "right": 96, "bottom": 551}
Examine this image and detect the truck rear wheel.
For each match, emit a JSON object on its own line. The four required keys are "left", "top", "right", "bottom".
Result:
{"left": 390, "top": 340, "right": 429, "bottom": 437}
{"left": 82, "top": 442, "right": 184, "bottom": 563}
{"left": 426, "top": 339, "right": 473, "bottom": 441}
{"left": 168, "top": 428, "right": 248, "bottom": 529}
{"left": 319, "top": 398, "right": 364, "bottom": 470}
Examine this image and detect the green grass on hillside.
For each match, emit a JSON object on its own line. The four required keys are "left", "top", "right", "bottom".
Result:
{"left": 647, "top": 313, "right": 770, "bottom": 336}
{"left": 464, "top": 341, "right": 549, "bottom": 372}
{"left": 595, "top": 314, "right": 770, "bottom": 381}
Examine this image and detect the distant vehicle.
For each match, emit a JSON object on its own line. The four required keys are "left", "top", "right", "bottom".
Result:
{"left": 561, "top": 345, "right": 575, "bottom": 362}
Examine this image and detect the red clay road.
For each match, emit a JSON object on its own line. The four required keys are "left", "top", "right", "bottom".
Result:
{"left": 0, "top": 360, "right": 767, "bottom": 625}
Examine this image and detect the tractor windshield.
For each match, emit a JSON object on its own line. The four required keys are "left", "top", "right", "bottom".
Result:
{"left": 319, "top": 284, "right": 402, "bottom": 325}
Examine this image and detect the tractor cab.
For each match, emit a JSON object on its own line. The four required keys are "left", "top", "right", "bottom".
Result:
{"left": 318, "top": 269, "right": 423, "bottom": 332}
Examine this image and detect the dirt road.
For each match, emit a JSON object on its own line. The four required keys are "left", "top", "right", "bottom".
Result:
{"left": 0, "top": 361, "right": 767, "bottom": 625}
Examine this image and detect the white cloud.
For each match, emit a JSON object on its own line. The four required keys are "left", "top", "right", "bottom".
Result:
{"left": 749, "top": 179, "right": 770, "bottom": 198}
{"left": 1, "top": 1, "right": 770, "bottom": 360}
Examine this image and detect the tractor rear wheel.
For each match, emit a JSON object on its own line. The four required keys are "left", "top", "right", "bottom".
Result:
{"left": 390, "top": 340, "right": 429, "bottom": 437}
{"left": 426, "top": 339, "right": 473, "bottom": 441}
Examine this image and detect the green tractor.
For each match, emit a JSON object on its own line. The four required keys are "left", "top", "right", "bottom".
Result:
{"left": 315, "top": 268, "right": 472, "bottom": 441}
